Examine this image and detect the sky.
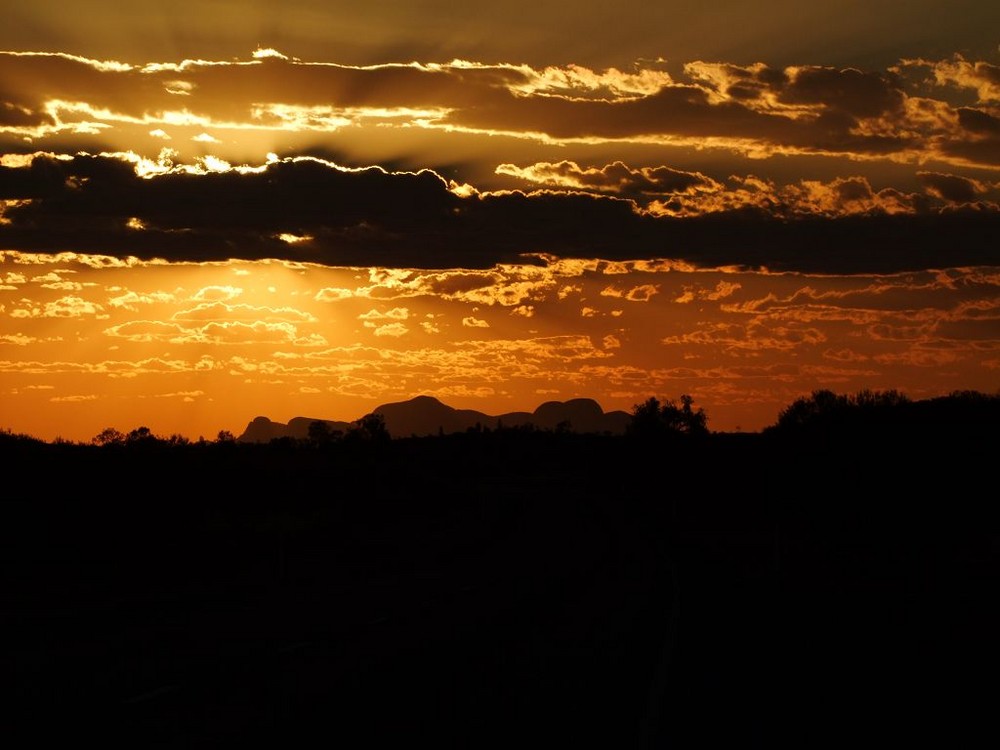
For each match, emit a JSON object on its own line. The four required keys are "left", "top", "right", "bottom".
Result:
{"left": 1, "top": 1, "right": 998, "bottom": 440}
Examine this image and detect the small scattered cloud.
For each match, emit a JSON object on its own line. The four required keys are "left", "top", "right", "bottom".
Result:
{"left": 359, "top": 307, "right": 410, "bottom": 321}
{"left": 1, "top": 333, "right": 36, "bottom": 345}
{"left": 14, "top": 296, "right": 107, "bottom": 318}
{"left": 192, "top": 285, "right": 242, "bottom": 302}
{"left": 625, "top": 284, "right": 659, "bottom": 302}
{"left": 107, "top": 289, "right": 177, "bottom": 310}
{"left": 315, "top": 287, "right": 354, "bottom": 301}
{"left": 373, "top": 322, "right": 408, "bottom": 337}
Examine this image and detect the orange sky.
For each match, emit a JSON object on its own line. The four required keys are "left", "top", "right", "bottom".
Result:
{"left": 1, "top": 3, "right": 998, "bottom": 440}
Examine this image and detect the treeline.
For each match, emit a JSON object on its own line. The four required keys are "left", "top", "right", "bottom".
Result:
{"left": 766, "top": 388, "right": 1000, "bottom": 437}
{"left": 4, "top": 388, "right": 996, "bottom": 746}
{"left": 2, "top": 388, "right": 998, "bottom": 451}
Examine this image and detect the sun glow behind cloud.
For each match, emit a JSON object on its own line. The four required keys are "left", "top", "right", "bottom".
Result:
{"left": 2, "top": 250, "right": 999, "bottom": 440}
{"left": 1, "top": 27, "right": 999, "bottom": 440}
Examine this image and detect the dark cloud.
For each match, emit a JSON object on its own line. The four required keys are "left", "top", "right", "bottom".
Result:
{"left": 936, "top": 137, "right": 1000, "bottom": 171}
{"left": 0, "top": 99, "right": 38, "bottom": 127}
{"left": 1, "top": 154, "right": 998, "bottom": 274}
{"left": 444, "top": 62, "right": 915, "bottom": 160}
{"left": 779, "top": 66, "right": 904, "bottom": 118}
{"left": 0, "top": 52, "right": 522, "bottom": 136}
{"left": 495, "top": 160, "right": 721, "bottom": 197}
{"left": 6, "top": 1, "right": 1000, "bottom": 73}
{"left": 917, "top": 171, "right": 988, "bottom": 203}
{"left": 957, "top": 108, "right": 1000, "bottom": 135}
{"left": 1, "top": 52, "right": 996, "bottom": 167}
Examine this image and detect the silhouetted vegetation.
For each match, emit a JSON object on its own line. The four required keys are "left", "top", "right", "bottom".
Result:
{"left": 627, "top": 394, "right": 709, "bottom": 438}
{"left": 766, "top": 387, "right": 1000, "bottom": 440}
{"left": 3, "top": 389, "right": 997, "bottom": 747}
{"left": 346, "top": 411, "right": 391, "bottom": 443}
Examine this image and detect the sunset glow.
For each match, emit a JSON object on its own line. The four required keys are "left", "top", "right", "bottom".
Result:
{"left": 2, "top": 2, "right": 998, "bottom": 440}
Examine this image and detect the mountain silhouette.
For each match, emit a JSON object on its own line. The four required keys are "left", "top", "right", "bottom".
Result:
{"left": 238, "top": 415, "right": 353, "bottom": 443}
{"left": 237, "top": 396, "right": 631, "bottom": 442}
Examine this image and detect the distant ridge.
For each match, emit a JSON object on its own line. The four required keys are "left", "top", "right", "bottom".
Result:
{"left": 237, "top": 396, "right": 631, "bottom": 442}
{"left": 238, "top": 415, "right": 353, "bottom": 444}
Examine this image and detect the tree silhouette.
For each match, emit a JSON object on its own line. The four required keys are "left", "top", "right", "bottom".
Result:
{"left": 346, "top": 412, "right": 391, "bottom": 443}
{"left": 126, "top": 426, "right": 156, "bottom": 444}
{"left": 627, "top": 395, "right": 708, "bottom": 437}
{"left": 308, "top": 420, "right": 333, "bottom": 445}
{"left": 92, "top": 427, "right": 125, "bottom": 446}
{"left": 770, "top": 388, "right": 911, "bottom": 432}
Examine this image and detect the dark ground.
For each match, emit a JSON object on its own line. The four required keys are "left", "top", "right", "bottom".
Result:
{"left": 2, "top": 427, "right": 996, "bottom": 747}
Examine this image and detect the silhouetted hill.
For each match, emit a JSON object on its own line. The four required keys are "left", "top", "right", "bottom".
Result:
{"left": 237, "top": 395, "right": 632, "bottom": 441}
{"left": 375, "top": 395, "right": 494, "bottom": 436}
{"left": 238, "top": 415, "right": 352, "bottom": 443}
{"left": 530, "top": 397, "right": 631, "bottom": 433}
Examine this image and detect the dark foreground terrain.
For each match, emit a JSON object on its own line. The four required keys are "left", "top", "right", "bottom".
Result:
{"left": 3, "top": 423, "right": 996, "bottom": 747}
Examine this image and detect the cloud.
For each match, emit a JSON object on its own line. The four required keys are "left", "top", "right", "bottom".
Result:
{"left": 661, "top": 321, "right": 827, "bottom": 352}
{"left": 192, "top": 285, "right": 242, "bottom": 301}
{"left": 107, "top": 289, "right": 177, "bottom": 309}
{"left": 8, "top": 295, "right": 106, "bottom": 318}
{"left": 873, "top": 348, "right": 962, "bottom": 367}
{"left": 358, "top": 307, "right": 409, "bottom": 320}
{"left": 779, "top": 65, "right": 905, "bottom": 119}
{"left": 372, "top": 322, "right": 408, "bottom": 337}
{"left": 427, "top": 271, "right": 554, "bottom": 307}
{"left": 705, "top": 281, "right": 742, "bottom": 300}
{"left": 605, "top": 283, "right": 660, "bottom": 302}
{"left": 103, "top": 319, "right": 325, "bottom": 346}
{"left": 823, "top": 348, "right": 870, "bottom": 363}
{"left": 315, "top": 287, "right": 355, "bottom": 301}
{"left": 172, "top": 301, "right": 316, "bottom": 322}
{"left": 902, "top": 55, "right": 1000, "bottom": 103}
{"left": 917, "top": 171, "right": 992, "bottom": 203}
{"left": 3, "top": 50, "right": 1000, "bottom": 166}
{"left": 0, "top": 146, "right": 998, "bottom": 275}
{"left": 1, "top": 333, "right": 35, "bottom": 345}
{"left": 625, "top": 284, "right": 659, "bottom": 302}
{"left": 0, "top": 355, "right": 202, "bottom": 376}
{"left": 462, "top": 316, "right": 490, "bottom": 328}
{"left": 152, "top": 390, "right": 205, "bottom": 399}
{"left": 675, "top": 280, "right": 742, "bottom": 303}
{"left": 496, "top": 160, "right": 722, "bottom": 197}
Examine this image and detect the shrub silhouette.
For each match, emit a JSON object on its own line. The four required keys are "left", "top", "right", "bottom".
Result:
{"left": 627, "top": 395, "right": 708, "bottom": 438}
{"left": 92, "top": 427, "right": 126, "bottom": 446}
{"left": 345, "top": 412, "right": 391, "bottom": 443}
{"left": 769, "top": 388, "right": 911, "bottom": 433}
